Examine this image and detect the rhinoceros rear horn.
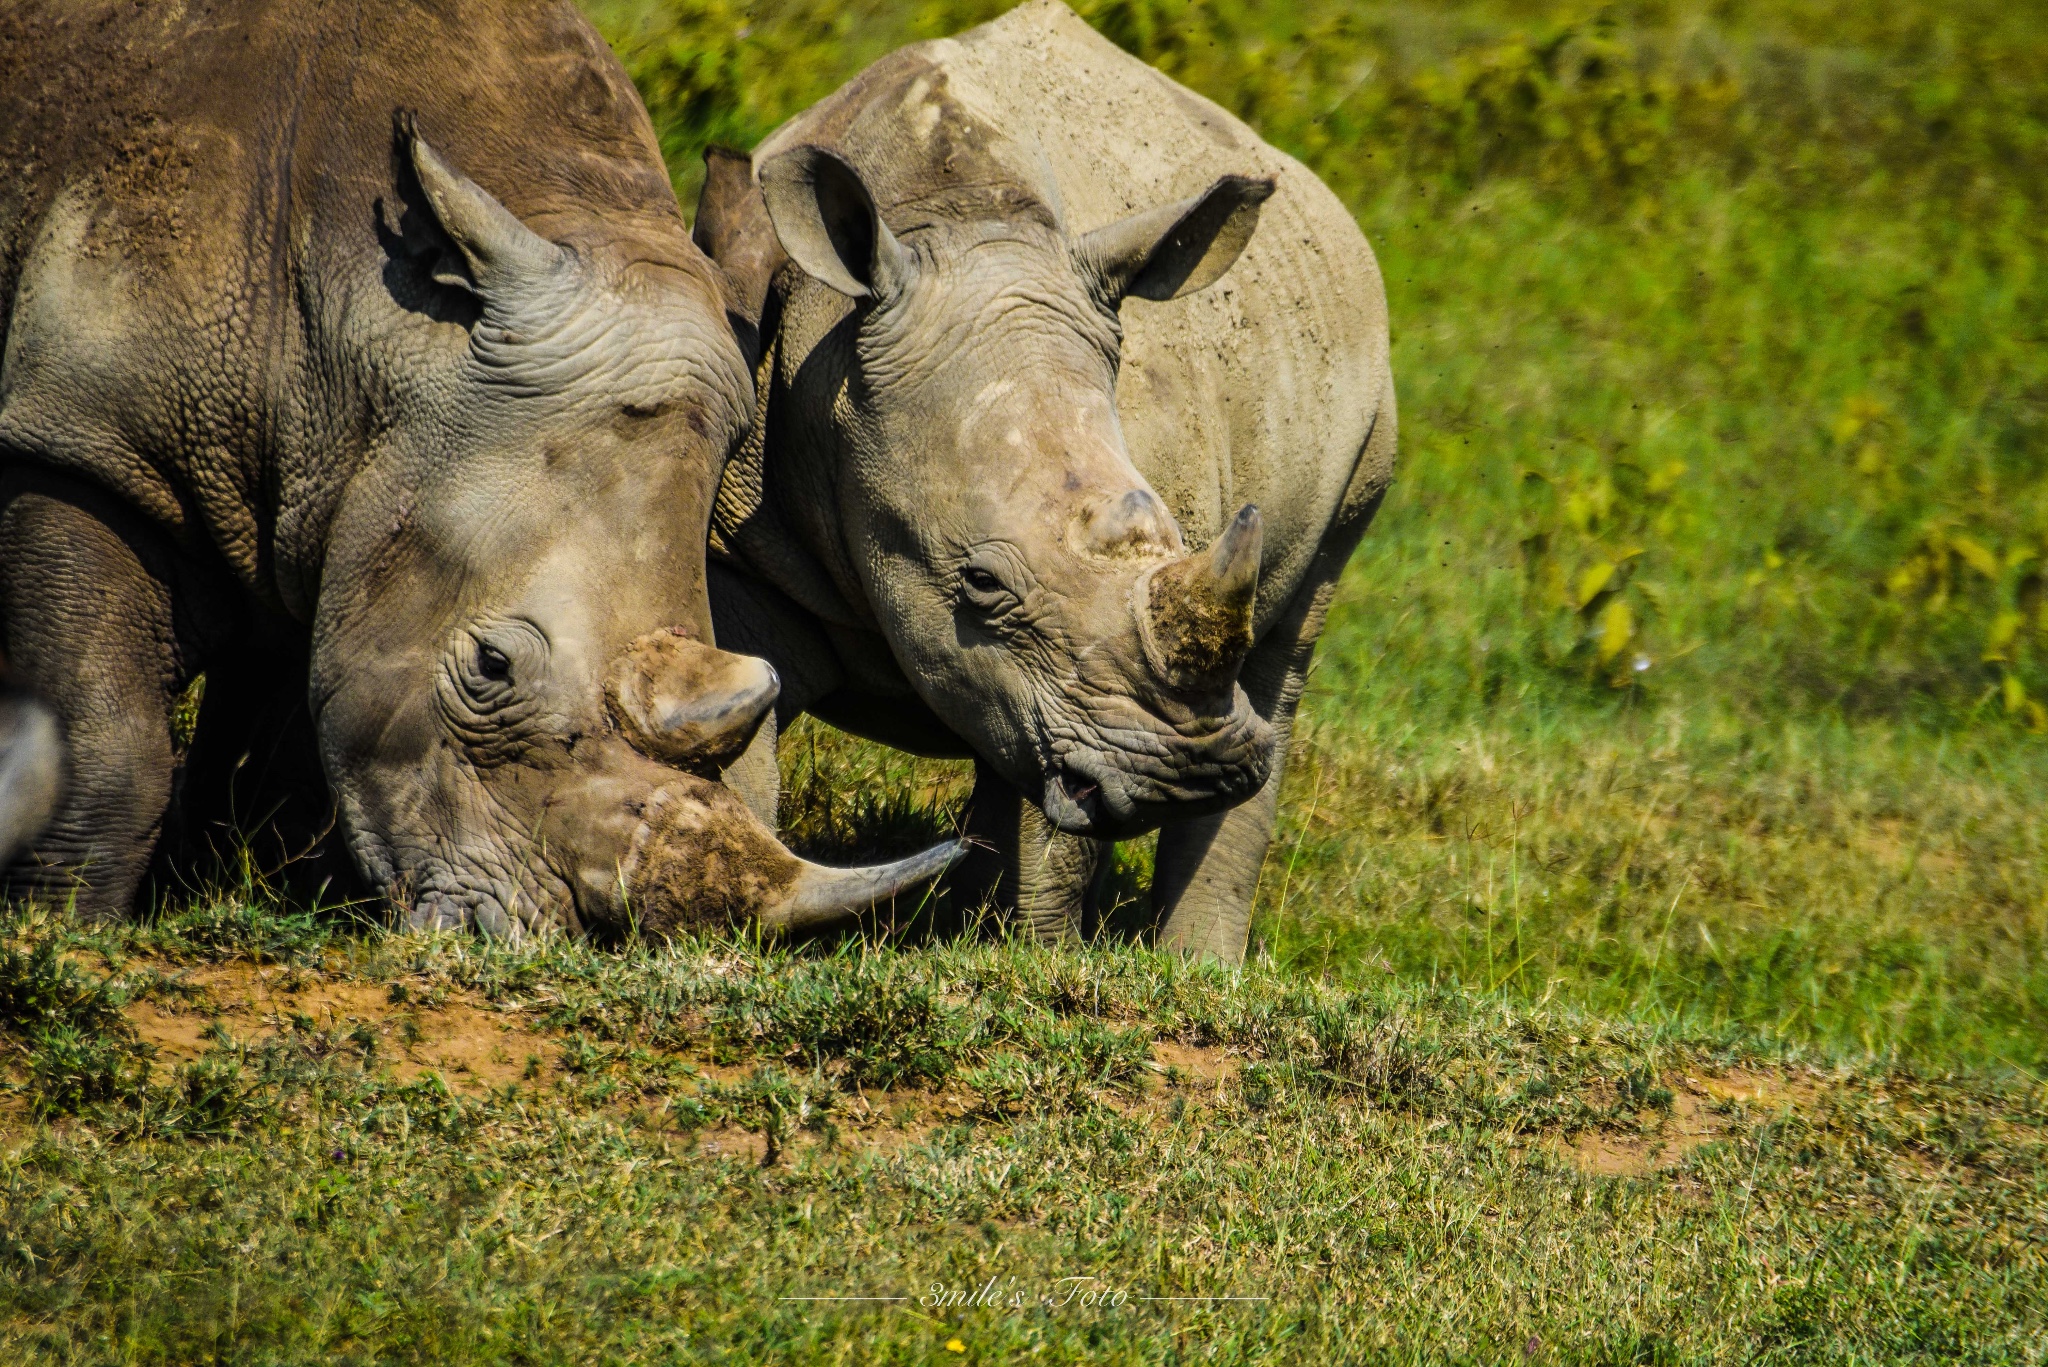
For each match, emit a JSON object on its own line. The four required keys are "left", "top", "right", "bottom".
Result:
{"left": 607, "top": 629, "right": 779, "bottom": 774}
{"left": 404, "top": 119, "right": 566, "bottom": 299}
{"left": 1079, "top": 173, "right": 1275, "bottom": 304}
{"left": 1139, "top": 505, "right": 1263, "bottom": 694}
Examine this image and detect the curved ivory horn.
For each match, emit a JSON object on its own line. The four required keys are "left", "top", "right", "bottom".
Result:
{"left": 613, "top": 773, "right": 967, "bottom": 939}
{"left": 1140, "top": 504, "right": 1263, "bottom": 693}
{"left": 756, "top": 838, "right": 969, "bottom": 933}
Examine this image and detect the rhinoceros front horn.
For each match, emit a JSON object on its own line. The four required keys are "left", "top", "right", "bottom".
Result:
{"left": 1139, "top": 504, "right": 1263, "bottom": 694}
{"left": 758, "top": 838, "right": 969, "bottom": 933}
{"left": 613, "top": 776, "right": 964, "bottom": 939}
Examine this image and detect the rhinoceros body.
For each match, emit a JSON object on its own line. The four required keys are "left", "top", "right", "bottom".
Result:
{"left": 699, "top": 0, "right": 1394, "bottom": 961}
{"left": 0, "top": 0, "right": 956, "bottom": 929}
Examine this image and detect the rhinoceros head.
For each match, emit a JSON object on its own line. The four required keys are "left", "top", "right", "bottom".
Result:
{"left": 311, "top": 132, "right": 958, "bottom": 937}
{"left": 742, "top": 141, "right": 1277, "bottom": 838}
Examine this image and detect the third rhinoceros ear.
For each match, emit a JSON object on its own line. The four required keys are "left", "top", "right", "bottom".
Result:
{"left": 1079, "top": 173, "right": 1275, "bottom": 305}
{"left": 694, "top": 145, "right": 788, "bottom": 328}
{"left": 405, "top": 120, "right": 567, "bottom": 303}
{"left": 755, "top": 144, "right": 915, "bottom": 302}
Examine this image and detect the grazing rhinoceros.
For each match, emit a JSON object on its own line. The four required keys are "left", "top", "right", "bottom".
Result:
{"left": 0, "top": 659, "right": 60, "bottom": 871}
{"left": 0, "top": 0, "right": 958, "bottom": 930}
{"left": 694, "top": 0, "right": 1395, "bottom": 961}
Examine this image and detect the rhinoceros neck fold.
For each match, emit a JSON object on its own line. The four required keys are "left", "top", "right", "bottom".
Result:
{"left": 711, "top": 279, "right": 883, "bottom": 637}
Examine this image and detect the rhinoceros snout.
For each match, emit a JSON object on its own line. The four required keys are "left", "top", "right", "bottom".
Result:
{"left": 1040, "top": 689, "right": 1275, "bottom": 839}
{"left": 536, "top": 764, "right": 963, "bottom": 940}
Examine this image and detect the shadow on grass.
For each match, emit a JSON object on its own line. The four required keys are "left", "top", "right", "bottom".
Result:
{"left": 774, "top": 717, "right": 1169, "bottom": 955}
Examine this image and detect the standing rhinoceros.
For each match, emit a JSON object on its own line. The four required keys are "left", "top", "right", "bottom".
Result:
{"left": 694, "top": 0, "right": 1395, "bottom": 962}
{"left": 0, "top": 0, "right": 958, "bottom": 931}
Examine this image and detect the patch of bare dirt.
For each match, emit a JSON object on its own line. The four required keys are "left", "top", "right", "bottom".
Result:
{"left": 125, "top": 962, "right": 559, "bottom": 1093}
{"left": 1561, "top": 1068, "right": 1824, "bottom": 1178}
{"left": 1152, "top": 1040, "right": 1241, "bottom": 1089}
{"left": 695, "top": 1125, "right": 771, "bottom": 1163}
{"left": 1855, "top": 818, "right": 1961, "bottom": 877}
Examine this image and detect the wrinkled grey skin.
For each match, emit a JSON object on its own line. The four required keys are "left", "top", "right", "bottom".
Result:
{"left": 699, "top": 0, "right": 1395, "bottom": 962}
{"left": 0, "top": 0, "right": 956, "bottom": 930}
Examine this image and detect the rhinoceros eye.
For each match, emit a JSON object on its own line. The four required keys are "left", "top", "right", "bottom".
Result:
{"left": 959, "top": 551, "right": 1025, "bottom": 615}
{"left": 476, "top": 643, "right": 513, "bottom": 683}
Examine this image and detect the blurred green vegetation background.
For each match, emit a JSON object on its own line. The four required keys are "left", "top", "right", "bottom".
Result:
{"left": 584, "top": 0, "right": 2048, "bottom": 1072}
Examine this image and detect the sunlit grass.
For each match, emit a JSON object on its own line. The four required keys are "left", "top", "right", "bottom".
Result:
{"left": 4, "top": 1, "right": 2045, "bottom": 1359}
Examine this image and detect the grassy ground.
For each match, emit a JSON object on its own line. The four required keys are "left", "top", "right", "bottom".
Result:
{"left": 4, "top": 0, "right": 2047, "bottom": 1360}
{"left": 1, "top": 904, "right": 2043, "bottom": 1363}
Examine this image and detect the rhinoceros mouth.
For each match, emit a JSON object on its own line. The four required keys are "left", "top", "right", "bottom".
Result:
{"left": 1038, "top": 693, "right": 1276, "bottom": 838}
{"left": 1039, "top": 746, "right": 1270, "bottom": 838}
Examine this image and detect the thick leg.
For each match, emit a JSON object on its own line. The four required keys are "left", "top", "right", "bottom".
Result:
{"left": 1151, "top": 635, "right": 1304, "bottom": 962}
{"left": 1154, "top": 392, "right": 1396, "bottom": 963}
{"left": 0, "top": 473, "right": 197, "bottom": 918}
{"left": 956, "top": 758, "right": 1105, "bottom": 943}
{"left": 708, "top": 561, "right": 843, "bottom": 829}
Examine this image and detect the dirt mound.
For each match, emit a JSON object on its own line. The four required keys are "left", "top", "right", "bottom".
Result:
{"left": 1562, "top": 1068, "right": 1824, "bottom": 1178}
{"left": 126, "top": 961, "right": 558, "bottom": 1093}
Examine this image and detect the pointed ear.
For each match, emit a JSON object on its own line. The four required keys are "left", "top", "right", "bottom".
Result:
{"left": 1079, "top": 174, "right": 1275, "bottom": 304}
{"left": 404, "top": 118, "right": 566, "bottom": 300}
{"left": 693, "top": 145, "right": 788, "bottom": 326}
{"left": 755, "top": 144, "right": 914, "bottom": 301}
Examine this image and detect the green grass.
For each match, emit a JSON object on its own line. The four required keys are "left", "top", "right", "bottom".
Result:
{"left": 4, "top": 0, "right": 2047, "bottom": 1359}
{"left": 2, "top": 906, "right": 2044, "bottom": 1363}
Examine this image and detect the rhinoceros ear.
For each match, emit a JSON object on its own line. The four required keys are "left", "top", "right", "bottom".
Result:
{"left": 1079, "top": 174, "right": 1274, "bottom": 305}
{"left": 694, "top": 145, "right": 788, "bottom": 327}
{"left": 406, "top": 125, "right": 567, "bottom": 302}
{"left": 756, "top": 144, "right": 914, "bottom": 302}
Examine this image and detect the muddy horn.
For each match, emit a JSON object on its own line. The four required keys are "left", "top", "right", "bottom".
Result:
{"left": 604, "top": 776, "right": 964, "bottom": 940}
{"left": 1139, "top": 504, "right": 1263, "bottom": 694}
{"left": 608, "top": 629, "right": 780, "bottom": 773}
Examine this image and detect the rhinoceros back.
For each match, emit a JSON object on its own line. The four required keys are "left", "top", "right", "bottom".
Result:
{"left": 761, "top": 0, "right": 1393, "bottom": 633}
{"left": 0, "top": 0, "right": 681, "bottom": 617}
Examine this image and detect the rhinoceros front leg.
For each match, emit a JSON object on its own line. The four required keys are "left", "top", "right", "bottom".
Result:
{"left": 958, "top": 758, "right": 1104, "bottom": 943}
{"left": 1154, "top": 383, "right": 1395, "bottom": 963}
{"left": 1150, "top": 656, "right": 1300, "bottom": 964}
{"left": 0, "top": 471, "right": 203, "bottom": 920}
